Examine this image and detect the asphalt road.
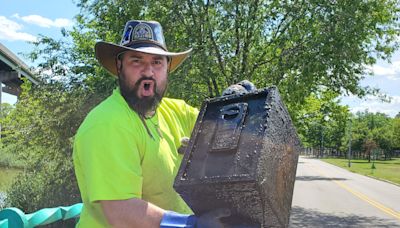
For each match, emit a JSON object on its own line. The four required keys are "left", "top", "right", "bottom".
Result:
{"left": 289, "top": 156, "right": 400, "bottom": 227}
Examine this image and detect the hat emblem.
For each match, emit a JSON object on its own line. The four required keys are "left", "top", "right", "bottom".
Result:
{"left": 133, "top": 23, "right": 153, "bottom": 41}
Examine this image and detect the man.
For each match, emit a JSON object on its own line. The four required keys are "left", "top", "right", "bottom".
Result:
{"left": 74, "top": 20, "right": 214, "bottom": 228}
{"left": 73, "top": 20, "right": 255, "bottom": 228}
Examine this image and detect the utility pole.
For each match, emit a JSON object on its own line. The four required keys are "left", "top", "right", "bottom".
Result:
{"left": 321, "top": 126, "right": 324, "bottom": 158}
{"left": 347, "top": 118, "right": 352, "bottom": 167}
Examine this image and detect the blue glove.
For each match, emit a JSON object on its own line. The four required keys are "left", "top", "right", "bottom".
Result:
{"left": 160, "top": 211, "right": 197, "bottom": 228}
{"left": 160, "top": 208, "right": 231, "bottom": 228}
{"left": 222, "top": 80, "right": 256, "bottom": 96}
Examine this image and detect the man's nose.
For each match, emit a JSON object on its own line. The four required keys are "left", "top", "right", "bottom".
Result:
{"left": 141, "top": 62, "right": 154, "bottom": 77}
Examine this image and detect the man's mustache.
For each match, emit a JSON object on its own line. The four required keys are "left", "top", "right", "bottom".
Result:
{"left": 135, "top": 77, "right": 156, "bottom": 87}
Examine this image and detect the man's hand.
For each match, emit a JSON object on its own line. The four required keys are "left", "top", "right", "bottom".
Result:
{"left": 222, "top": 80, "right": 256, "bottom": 96}
{"left": 159, "top": 208, "right": 229, "bottom": 228}
{"left": 196, "top": 208, "right": 231, "bottom": 228}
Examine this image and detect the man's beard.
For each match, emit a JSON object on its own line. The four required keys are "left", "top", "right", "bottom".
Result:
{"left": 119, "top": 72, "right": 166, "bottom": 117}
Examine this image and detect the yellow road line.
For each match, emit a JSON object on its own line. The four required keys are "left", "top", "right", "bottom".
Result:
{"left": 309, "top": 164, "right": 400, "bottom": 221}
{"left": 333, "top": 180, "right": 400, "bottom": 220}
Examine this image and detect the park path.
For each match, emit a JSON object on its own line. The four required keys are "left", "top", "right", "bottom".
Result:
{"left": 289, "top": 156, "right": 400, "bottom": 227}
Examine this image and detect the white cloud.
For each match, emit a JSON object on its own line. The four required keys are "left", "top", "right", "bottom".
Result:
{"left": 371, "top": 65, "right": 396, "bottom": 76}
{"left": 0, "top": 16, "right": 37, "bottom": 42}
{"left": 12, "top": 14, "right": 73, "bottom": 28}
{"left": 369, "top": 61, "right": 400, "bottom": 81}
{"left": 341, "top": 95, "right": 400, "bottom": 117}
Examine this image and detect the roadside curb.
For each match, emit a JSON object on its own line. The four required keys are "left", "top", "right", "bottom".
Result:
{"left": 316, "top": 158, "right": 400, "bottom": 188}
{"left": 363, "top": 174, "right": 400, "bottom": 187}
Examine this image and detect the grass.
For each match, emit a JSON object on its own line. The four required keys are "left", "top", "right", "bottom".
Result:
{"left": 0, "top": 150, "right": 25, "bottom": 169}
{"left": 321, "top": 157, "right": 400, "bottom": 185}
{"left": 0, "top": 167, "right": 22, "bottom": 192}
{"left": 0, "top": 149, "right": 24, "bottom": 192}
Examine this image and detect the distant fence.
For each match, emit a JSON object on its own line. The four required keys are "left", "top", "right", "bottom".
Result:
{"left": 301, "top": 148, "right": 400, "bottom": 159}
{"left": 0, "top": 203, "right": 82, "bottom": 228}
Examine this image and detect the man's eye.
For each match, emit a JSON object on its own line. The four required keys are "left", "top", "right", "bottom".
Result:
{"left": 153, "top": 60, "right": 162, "bottom": 65}
{"left": 129, "top": 58, "right": 141, "bottom": 64}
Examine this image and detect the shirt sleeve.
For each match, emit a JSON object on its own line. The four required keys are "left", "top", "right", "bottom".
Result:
{"left": 184, "top": 103, "right": 199, "bottom": 136}
{"left": 74, "top": 123, "right": 143, "bottom": 203}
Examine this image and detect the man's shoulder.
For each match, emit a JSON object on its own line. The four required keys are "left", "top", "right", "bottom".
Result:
{"left": 159, "top": 97, "right": 198, "bottom": 121}
{"left": 88, "top": 95, "right": 127, "bottom": 120}
{"left": 160, "top": 97, "right": 191, "bottom": 110}
{"left": 77, "top": 93, "right": 136, "bottom": 135}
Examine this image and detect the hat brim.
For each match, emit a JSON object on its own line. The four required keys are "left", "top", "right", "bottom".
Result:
{"left": 95, "top": 41, "right": 192, "bottom": 77}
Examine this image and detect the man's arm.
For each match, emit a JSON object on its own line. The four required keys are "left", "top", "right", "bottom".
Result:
{"left": 100, "top": 198, "right": 165, "bottom": 228}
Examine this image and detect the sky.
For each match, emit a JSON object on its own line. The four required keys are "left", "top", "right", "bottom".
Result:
{"left": 1, "top": 0, "right": 400, "bottom": 117}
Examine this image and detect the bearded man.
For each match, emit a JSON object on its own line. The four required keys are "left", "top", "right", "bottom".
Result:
{"left": 73, "top": 20, "right": 239, "bottom": 228}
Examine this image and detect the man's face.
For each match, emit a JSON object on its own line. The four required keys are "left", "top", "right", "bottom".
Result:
{"left": 117, "top": 50, "right": 168, "bottom": 116}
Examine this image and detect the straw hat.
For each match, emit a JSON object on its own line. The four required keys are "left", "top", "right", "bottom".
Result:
{"left": 95, "top": 20, "right": 192, "bottom": 76}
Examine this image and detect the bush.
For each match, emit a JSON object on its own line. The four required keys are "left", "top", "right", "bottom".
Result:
{"left": 1, "top": 81, "right": 107, "bottom": 215}
{"left": 5, "top": 155, "right": 80, "bottom": 212}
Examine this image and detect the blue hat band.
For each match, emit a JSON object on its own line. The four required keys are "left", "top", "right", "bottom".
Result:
{"left": 126, "top": 42, "right": 166, "bottom": 51}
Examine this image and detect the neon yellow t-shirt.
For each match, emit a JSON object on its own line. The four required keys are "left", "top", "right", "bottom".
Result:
{"left": 73, "top": 88, "right": 198, "bottom": 227}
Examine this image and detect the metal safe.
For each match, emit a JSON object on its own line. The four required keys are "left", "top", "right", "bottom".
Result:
{"left": 174, "top": 87, "right": 301, "bottom": 227}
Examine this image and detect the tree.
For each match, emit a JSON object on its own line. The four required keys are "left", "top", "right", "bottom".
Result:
{"left": 363, "top": 138, "right": 378, "bottom": 162}
{"left": 0, "top": 103, "right": 14, "bottom": 117}
{"left": 72, "top": 0, "right": 400, "bottom": 108}
{"left": 349, "top": 111, "right": 394, "bottom": 159}
{"left": 294, "top": 90, "right": 350, "bottom": 155}
{"left": 0, "top": 103, "right": 14, "bottom": 139}
{"left": 393, "top": 117, "right": 400, "bottom": 149}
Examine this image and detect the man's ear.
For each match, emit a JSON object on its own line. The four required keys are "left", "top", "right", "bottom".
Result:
{"left": 116, "top": 59, "right": 122, "bottom": 74}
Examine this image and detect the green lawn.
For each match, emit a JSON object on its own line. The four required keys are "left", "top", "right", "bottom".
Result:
{"left": 321, "top": 158, "right": 400, "bottom": 185}
{"left": 0, "top": 167, "right": 22, "bottom": 192}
